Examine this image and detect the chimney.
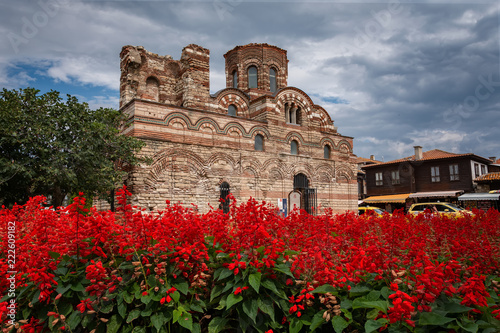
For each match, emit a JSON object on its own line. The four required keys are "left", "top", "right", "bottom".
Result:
{"left": 414, "top": 146, "right": 423, "bottom": 160}
{"left": 370, "top": 155, "right": 375, "bottom": 160}
{"left": 489, "top": 156, "right": 496, "bottom": 162}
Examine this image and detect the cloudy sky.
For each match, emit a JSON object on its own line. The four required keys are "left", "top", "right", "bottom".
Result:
{"left": 1, "top": 0, "right": 499, "bottom": 161}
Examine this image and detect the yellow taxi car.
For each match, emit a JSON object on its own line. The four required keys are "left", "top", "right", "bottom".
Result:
{"left": 407, "top": 202, "right": 471, "bottom": 216}
{"left": 358, "top": 206, "right": 387, "bottom": 216}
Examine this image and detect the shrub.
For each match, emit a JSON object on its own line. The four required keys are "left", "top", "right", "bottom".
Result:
{"left": 1, "top": 188, "right": 499, "bottom": 332}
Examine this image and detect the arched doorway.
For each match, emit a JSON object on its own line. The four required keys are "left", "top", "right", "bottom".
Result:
{"left": 293, "top": 173, "right": 317, "bottom": 215}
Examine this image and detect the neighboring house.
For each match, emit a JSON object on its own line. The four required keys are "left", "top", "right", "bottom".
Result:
{"left": 361, "top": 146, "right": 495, "bottom": 211}
{"left": 118, "top": 43, "right": 358, "bottom": 214}
{"left": 356, "top": 155, "right": 382, "bottom": 201}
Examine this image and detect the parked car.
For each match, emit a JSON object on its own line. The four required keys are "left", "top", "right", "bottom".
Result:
{"left": 407, "top": 202, "right": 471, "bottom": 216}
{"left": 358, "top": 206, "right": 387, "bottom": 216}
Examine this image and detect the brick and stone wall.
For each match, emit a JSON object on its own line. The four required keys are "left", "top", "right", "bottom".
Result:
{"left": 119, "top": 43, "right": 358, "bottom": 213}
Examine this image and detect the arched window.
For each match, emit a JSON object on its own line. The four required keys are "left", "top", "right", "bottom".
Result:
{"left": 248, "top": 66, "right": 258, "bottom": 89}
{"left": 255, "top": 134, "right": 264, "bottom": 151}
{"left": 285, "top": 103, "right": 300, "bottom": 125}
{"left": 324, "top": 145, "right": 331, "bottom": 159}
{"left": 228, "top": 104, "right": 237, "bottom": 116}
{"left": 232, "top": 70, "right": 238, "bottom": 88}
{"left": 220, "top": 182, "right": 230, "bottom": 213}
{"left": 269, "top": 68, "right": 277, "bottom": 93}
{"left": 291, "top": 140, "right": 298, "bottom": 155}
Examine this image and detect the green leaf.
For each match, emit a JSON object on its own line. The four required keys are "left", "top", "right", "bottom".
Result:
{"left": 261, "top": 279, "right": 286, "bottom": 299}
{"left": 289, "top": 318, "right": 303, "bottom": 333}
{"left": 258, "top": 298, "right": 275, "bottom": 319}
{"left": 67, "top": 311, "right": 82, "bottom": 330}
{"left": 178, "top": 312, "right": 193, "bottom": 331}
{"left": 364, "top": 318, "right": 388, "bottom": 333}
{"left": 312, "top": 284, "right": 337, "bottom": 294}
{"left": 141, "top": 309, "right": 152, "bottom": 317}
{"left": 217, "top": 268, "right": 234, "bottom": 281}
{"left": 208, "top": 317, "right": 229, "bottom": 333}
{"left": 132, "top": 327, "right": 147, "bottom": 333}
{"left": 189, "top": 303, "right": 204, "bottom": 313}
{"left": 226, "top": 293, "right": 243, "bottom": 309}
{"left": 106, "top": 315, "right": 122, "bottom": 333}
{"left": 418, "top": 312, "right": 455, "bottom": 326}
{"left": 140, "top": 294, "right": 151, "bottom": 304}
{"left": 123, "top": 292, "right": 134, "bottom": 304}
{"left": 366, "top": 290, "right": 381, "bottom": 301}
{"left": 444, "top": 302, "right": 473, "bottom": 313}
{"left": 117, "top": 302, "right": 127, "bottom": 319}
{"left": 242, "top": 299, "right": 259, "bottom": 323}
{"left": 70, "top": 282, "right": 85, "bottom": 292}
{"left": 352, "top": 299, "right": 388, "bottom": 313}
{"left": 100, "top": 302, "right": 114, "bottom": 314}
{"left": 248, "top": 272, "right": 261, "bottom": 293}
{"left": 174, "top": 281, "right": 189, "bottom": 295}
{"left": 380, "top": 286, "right": 390, "bottom": 300}
{"left": 126, "top": 309, "right": 141, "bottom": 323}
{"left": 457, "top": 320, "right": 479, "bottom": 333}
{"left": 49, "top": 251, "right": 61, "bottom": 259}
{"left": 332, "top": 315, "right": 349, "bottom": 333}
{"left": 309, "top": 311, "right": 326, "bottom": 332}
{"left": 173, "top": 309, "right": 182, "bottom": 323}
{"left": 151, "top": 313, "right": 166, "bottom": 331}
{"left": 349, "top": 284, "right": 371, "bottom": 295}
{"left": 171, "top": 290, "right": 181, "bottom": 303}
{"left": 191, "top": 322, "right": 201, "bottom": 333}
{"left": 341, "top": 299, "right": 352, "bottom": 310}
{"left": 210, "top": 285, "right": 225, "bottom": 302}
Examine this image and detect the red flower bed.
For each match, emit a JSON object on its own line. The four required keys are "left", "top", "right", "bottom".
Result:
{"left": 1, "top": 188, "right": 499, "bottom": 332}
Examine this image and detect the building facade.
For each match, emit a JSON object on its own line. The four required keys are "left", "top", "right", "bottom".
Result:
{"left": 361, "top": 146, "right": 496, "bottom": 211}
{"left": 119, "top": 43, "right": 357, "bottom": 213}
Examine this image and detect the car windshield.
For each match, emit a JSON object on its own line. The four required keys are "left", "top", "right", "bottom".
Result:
{"left": 374, "top": 209, "right": 385, "bottom": 215}
{"left": 445, "top": 203, "right": 465, "bottom": 211}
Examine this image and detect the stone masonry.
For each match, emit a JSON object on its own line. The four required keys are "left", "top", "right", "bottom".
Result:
{"left": 119, "top": 43, "right": 358, "bottom": 213}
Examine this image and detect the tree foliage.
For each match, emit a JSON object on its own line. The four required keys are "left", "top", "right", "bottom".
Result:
{"left": 0, "top": 87, "right": 146, "bottom": 207}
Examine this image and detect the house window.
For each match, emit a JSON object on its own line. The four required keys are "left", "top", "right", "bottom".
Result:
{"left": 248, "top": 66, "right": 258, "bottom": 88}
{"left": 481, "top": 164, "right": 486, "bottom": 175}
{"left": 375, "top": 172, "right": 383, "bottom": 186}
{"left": 449, "top": 164, "right": 459, "bottom": 181}
{"left": 232, "top": 70, "right": 238, "bottom": 88}
{"left": 291, "top": 140, "right": 298, "bottom": 155}
{"left": 254, "top": 134, "right": 264, "bottom": 151}
{"left": 228, "top": 104, "right": 237, "bottom": 116}
{"left": 431, "top": 166, "right": 440, "bottom": 182}
{"left": 324, "top": 145, "right": 330, "bottom": 159}
{"left": 269, "top": 68, "right": 277, "bottom": 93}
{"left": 474, "top": 163, "right": 480, "bottom": 179}
{"left": 391, "top": 170, "right": 400, "bottom": 185}
{"left": 220, "top": 182, "right": 230, "bottom": 213}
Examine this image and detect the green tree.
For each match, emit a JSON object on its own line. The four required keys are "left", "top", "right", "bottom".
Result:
{"left": 0, "top": 87, "right": 146, "bottom": 207}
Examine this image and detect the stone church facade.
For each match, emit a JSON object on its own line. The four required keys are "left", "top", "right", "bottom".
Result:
{"left": 119, "top": 43, "right": 357, "bottom": 213}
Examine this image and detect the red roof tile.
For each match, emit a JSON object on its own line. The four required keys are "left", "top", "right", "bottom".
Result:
{"left": 363, "top": 149, "right": 491, "bottom": 168}
{"left": 356, "top": 156, "right": 382, "bottom": 164}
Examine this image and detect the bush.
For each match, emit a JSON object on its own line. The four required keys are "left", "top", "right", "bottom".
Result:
{"left": 1, "top": 188, "right": 500, "bottom": 332}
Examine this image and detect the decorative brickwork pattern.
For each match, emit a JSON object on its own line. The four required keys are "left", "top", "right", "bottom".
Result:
{"left": 120, "top": 43, "right": 358, "bottom": 213}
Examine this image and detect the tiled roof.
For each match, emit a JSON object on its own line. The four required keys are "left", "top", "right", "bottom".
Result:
{"left": 475, "top": 172, "right": 500, "bottom": 182}
{"left": 363, "top": 149, "right": 491, "bottom": 168}
{"left": 356, "top": 156, "right": 382, "bottom": 164}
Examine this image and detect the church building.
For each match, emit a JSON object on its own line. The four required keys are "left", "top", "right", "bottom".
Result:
{"left": 119, "top": 43, "right": 357, "bottom": 213}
